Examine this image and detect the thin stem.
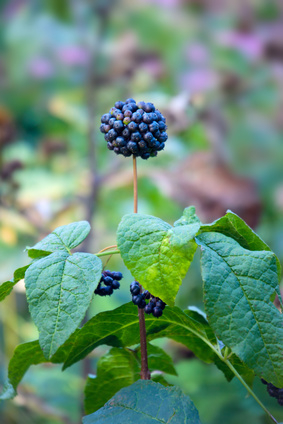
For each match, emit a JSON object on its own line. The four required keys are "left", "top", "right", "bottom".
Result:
{"left": 132, "top": 156, "right": 150, "bottom": 380}
{"left": 95, "top": 249, "right": 120, "bottom": 257}
{"left": 98, "top": 244, "right": 117, "bottom": 253}
{"left": 133, "top": 156, "right": 138, "bottom": 214}
{"left": 224, "top": 359, "right": 278, "bottom": 424}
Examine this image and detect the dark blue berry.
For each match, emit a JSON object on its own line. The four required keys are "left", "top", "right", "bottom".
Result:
{"left": 128, "top": 121, "right": 138, "bottom": 131}
{"left": 112, "top": 280, "right": 120, "bottom": 290}
{"left": 132, "top": 294, "right": 144, "bottom": 305}
{"left": 143, "top": 113, "right": 153, "bottom": 124}
{"left": 143, "top": 132, "right": 153, "bottom": 142}
{"left": 104, "top": 276, "right": 113, "bottom": 286}
{"left": 152, "top": 307, "right": 163, "bottom": 317}
{"left": 115, "top": 101, "right": 125, "bottom": 109}
{"left": 149, "top": 112, "right": 158, "bottom": 121}
{"left": 143, "top": 290, "right": 151, "bottom": 299}
{"left": 149, "top": 122, "right": 159, "bottom": 133}
{"left": 158, "top": 121, "right": 167, "bottom": 131}
{"left": 145, "top": 303, "right": 154, "bottom": 314}
{"left": 130, "top": 282, "right": 140, "bottom": 295}
{"left": 114, "top": 147, "right": 120, "bottom": 154}
{"left": 113, "top": 120, "right": 124, "bottom": 132}
{"left": 138, "top": 140, "right": 147, "bottom": 150}
{"left": 137, "top": 101, "right": 146, "bottom": 109}
{"left": 123, "top": 109, "right": 132, "bottom": 117}
{"left": 144, "top": 102, "right": 155, "bottom": 112}
{"left": 139, "top": 123, "right": 148, "bottom": 133}
{"left": 100, "top": 124, "right": 107, "bottom": 133}
{"left": 108, "top": 129, "right": 117, "bottom": 141}
{"left": 141, "top": 152, "right": 150, "bottom": 160}
{"left": 120, "top": 147, "right": 131, "bottom": 156}
{"left": 116, "top": 136, "right": 126, "bottom": 147}
{"left": 156, "top": 300, "right": 166, "bottom": 310}
{"left": 101, "top": 113, "right": 111, "bottom": 123}
{"left": 111, "top": 271, "right": 123, "bottom": 280}
{"left": 116, "top": 112, "right": 124, "bottom": 121}
{"left": 159, "top": 132, "right": 168, "bottom": 142}
{"left": 122, "top": 128, "right": 130, "bottom": 138}
{"left": 132, "top": 112, "right": 143, "bottom": 123}
{"left": 108, "top": 117, "right": 115, "bottom": 126}
{"left": 138, "top": 299, "right": 147, "bottom": 309}
{"left": 107, "top": 142, "right": 114, "bottom": 150}
{"left": 131, "top": 132, "right": 142, "bottom": 142}
{"left": 127, "top": 141, "right": 139, "bottom": 154}
{"left": 125, "top": 98, "right": 136, "bottom": 104}
{"left": 157, "top": 142, "right": 165, "bottom": 150}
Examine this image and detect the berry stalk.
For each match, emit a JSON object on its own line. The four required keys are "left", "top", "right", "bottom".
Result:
{"left": 133, "top": 156, "right": 150, "bottom": 380}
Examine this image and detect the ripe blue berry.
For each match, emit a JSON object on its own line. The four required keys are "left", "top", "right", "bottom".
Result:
{"left": 100, "top": 99, "right": 167, "bottom": 158}
{"left": 152, "top": 307, "right": 163, "bottom": 317}
{"left": 112, "top": 280, "right": 120, "bottom": 290}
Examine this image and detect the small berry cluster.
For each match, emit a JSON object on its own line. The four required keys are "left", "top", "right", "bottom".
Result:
{"left": 261, "top": 380, "right": 283, "bottom": 405}
{"left": 130, "top": 281, "right": 166, "bottom": 318}
{"left": 94, "top": 270, "right": 123, "bottom": 296}
{"left": 100, "top": 98, "right": 167, "bottom": 159}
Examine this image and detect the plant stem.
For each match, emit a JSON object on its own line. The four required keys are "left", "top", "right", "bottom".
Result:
{"left": 96, "top": 249, "right": 120, "bottom": 258}
{"left": 98, "top": 244, "right": 117, "bottom": 253}
{"left": 223, "top": 359, "right": 278, "bottom": 424}
{"left": 133, "top": 156, "right": 150, "bottom": 380}
{"left": 133, "top": 156, "right": 138, "bottom": 214}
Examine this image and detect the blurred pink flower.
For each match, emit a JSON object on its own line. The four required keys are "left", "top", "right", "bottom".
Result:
{"left": 180, "top": 68, "right": 217, "bottom": 93}
{"left": 216, "top": 30, "right": 263, "bottom": 61}
{"left": 138, "top": 0, "right": 181, "bottom": 7}
{"left": 56, "top": 46, "right": 90, "bottom": 66}
{"left": 186, "top": 43, "right": 210, "bottom": 65}
{"left": 28, "top": 57, "right": 54, "bottom": 79}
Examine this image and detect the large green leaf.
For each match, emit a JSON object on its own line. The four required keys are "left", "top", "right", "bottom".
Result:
{"left": 117, "top": 210, "right": 200, "bottom": 306}
{"left": 0, "top": 265, "right": 29, "bottom": 302}
{"left": 27, "top": 221, "right": 91, "bottom": 258}
{"left": 25, "top": 251, "right": 102, "bottom": 358}
{"left": 83, "top": 380, "right": 201, "bottom": 424}
{"left": 84, "top": 344, "right": 177, "bottom": 414}
{"left": 0, "top": 333, "right": 79, "bottom": 400}
{"left": 63, "top": 303, "right": 218, "bottom": 370}
{"left": 196, "top": 231, "right": 283, "bottom": 387}
{"left": 199, "top": 210, "right": 281, "bottom": 277}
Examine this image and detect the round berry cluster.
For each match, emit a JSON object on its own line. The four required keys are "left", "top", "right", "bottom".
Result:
{"left": 262, "top": 380, "right": 283, "bottom": 405}
{"left": 100, "top": 98, "right": 168, "bottom": 159}
{"left": 130, "top": 281, "right": 166, "bottom": 318}
{"left": 95, "top": 270, "right": 123, "bottom": 296}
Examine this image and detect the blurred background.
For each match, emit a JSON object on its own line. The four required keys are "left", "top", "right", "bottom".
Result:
{"left": 0, "top": 0, "right": 283, "bottom": 423}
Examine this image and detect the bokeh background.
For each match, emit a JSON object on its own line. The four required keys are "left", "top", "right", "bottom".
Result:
{"left": 1, "top": 0, "right": 283, "bottom": 423}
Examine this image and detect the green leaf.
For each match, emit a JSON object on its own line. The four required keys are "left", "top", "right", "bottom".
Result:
{"left": 199, "top": 210, "right": 281, "bottom": 278}
{"left": 63, "top": 303, "right": 218, "bottom": 370}
{"left": 0, "top": 336, "right": 76, "bottom": 400}
{"left": 83, "top": 380, "right": 201, "bottom": 424}
{"left": 174, "top": 206, "right": 201, "bottom": 227}
{"left": 0, "top": 341, "right": 46, "bottom": 400}
{"left": 25, "top": 251, "right": 102, "bottom": 358}
{"left": 27, "top": 221, "right": 91, "bottom": 258}
{"left": 84, "top": 343, "right": 177, "bottom": 414}
{"left": 0, "top": 265, "right": 29, "bottom": 301}
{"left": 117, "top": 212, "right": 200, "bottom": 306}
{"left": 196, "top": 231, "right": 283, "bottom": 387}
{"left": 84, "top": 348, "right": 140, "bottom": 414}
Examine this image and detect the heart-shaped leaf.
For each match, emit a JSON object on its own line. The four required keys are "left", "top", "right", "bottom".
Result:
{"left": 83, "top": 380, "right": 201, "bottom": 424}
{"left": 25, "top": 251, "right": 102, "bottom": 358}
{"left": 197, "top": 231, "right": 283, "bottom": 387}
{"left": 117, "top": 212, "right": 200, "bottom": 305}
{"left": 27, "top": 221, "right": 91, "bottom": 258}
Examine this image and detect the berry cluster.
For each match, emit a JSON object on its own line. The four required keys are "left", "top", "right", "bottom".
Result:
{"left": 100, "top": 98, "right": 168, "bottom": 159}
{"left": 95, "top": 270, "right": 123, "bottom": 296}
{"left": 130, "top": 281, "right": 166, "bottom": 318}
{"left": 261, "top": 380, "right": 283, "bottom": 405}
